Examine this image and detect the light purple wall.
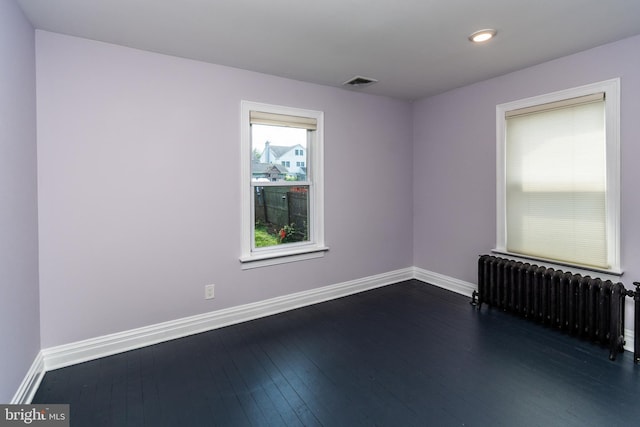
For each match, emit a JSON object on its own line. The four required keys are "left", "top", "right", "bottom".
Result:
{"left": 413, "top": 35, "right": 640, "bottom": 316}
{"left": 35, "top": 31, "right": 414, "bottom": 348}
{"left": 0, "top": 1, "right": 40, "bottom": 402}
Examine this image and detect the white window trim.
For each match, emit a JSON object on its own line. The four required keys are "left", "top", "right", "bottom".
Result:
{"left": 494, "top": 78, "right": 621, "bottom": 275}
{"left": 240, "top": 100, "right": 328, "bottom": 269}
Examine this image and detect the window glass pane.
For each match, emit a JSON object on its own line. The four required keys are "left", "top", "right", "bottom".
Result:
{"left": 251, "top": 124, "right": 308, "bottom": 182}
{"left": 254, "top": 185, "right": 309, "bottom": 248}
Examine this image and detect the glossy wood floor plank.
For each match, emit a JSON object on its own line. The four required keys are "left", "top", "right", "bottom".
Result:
{"left": 33, "top": 280, "right": 640, "bottom": 426}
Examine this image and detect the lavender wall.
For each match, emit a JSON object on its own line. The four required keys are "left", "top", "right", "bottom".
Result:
{"left": 413, "top": 35, "right": 640, "bottom": 321}
{"left": 35, "top": 31, "right": 414, "bottom": 348}
{"left": 0, "top": 1, "right": 40, "bottom": 402}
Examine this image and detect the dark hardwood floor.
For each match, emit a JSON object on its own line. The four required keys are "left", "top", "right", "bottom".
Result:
{"left": 33, "top": 280, "right": 640, "bottom": 426}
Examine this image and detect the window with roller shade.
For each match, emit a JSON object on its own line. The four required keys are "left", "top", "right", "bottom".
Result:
{"left": 495, "top": 79, "right": 620, "bottom": 273}
{"left": 240, "top": 101, "right": 327, "bottom": 269}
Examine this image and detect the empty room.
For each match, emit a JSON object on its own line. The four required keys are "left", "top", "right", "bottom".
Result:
{"left": 3, "top": 0, "right": 640, "bottom": 425}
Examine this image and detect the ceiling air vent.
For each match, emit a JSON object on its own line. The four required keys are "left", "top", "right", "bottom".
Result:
{"left": 343, "top": 75, "right": 378, "bottom": 88}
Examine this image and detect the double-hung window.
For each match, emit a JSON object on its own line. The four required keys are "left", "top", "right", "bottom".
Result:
{"left": 240, "top": 101, "right": 327, "bottom": 268}
{"left": 495, "top": 79, "right": 620, "bottom": 273}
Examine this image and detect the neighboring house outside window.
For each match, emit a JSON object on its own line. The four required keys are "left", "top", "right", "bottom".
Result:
{"left": 251, "top": 161, "right": 287, "bottom": 182}
{"left": 495, "top": 79, "right": 620, "bottom": 274}
{"left": 240, "top": 101, "right": 327, "bottom": 269}
{"left": 261, "top": 142, "right": 306, "bottom": 180}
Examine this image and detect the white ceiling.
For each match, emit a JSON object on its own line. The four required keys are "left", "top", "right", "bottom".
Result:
{"left": 16, "top": 0, "right": 640, "bottom": 100}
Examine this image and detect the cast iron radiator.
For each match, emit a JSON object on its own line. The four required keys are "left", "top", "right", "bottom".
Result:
{"left": 471, "top": 254, "right": 640, "bottom": 362}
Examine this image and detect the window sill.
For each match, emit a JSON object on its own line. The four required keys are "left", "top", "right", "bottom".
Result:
{"left": 240, "top": 245, "right": 329, "bottom": 270}
{"left": 491, "top": 249, "right": 623, "bottom": 278}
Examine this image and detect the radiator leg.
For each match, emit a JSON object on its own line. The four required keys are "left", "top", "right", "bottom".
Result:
{"left": 470, "top": 290, "right": 482, "bottom": 310}
{"left": 609, "top": 335, "right": 625, "bottom": 361}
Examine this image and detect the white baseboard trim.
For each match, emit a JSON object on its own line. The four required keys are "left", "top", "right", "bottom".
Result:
{"left": 412, "top": 266, "right": 477, "bottom": 297}
{"left": 624, "top": 328, "right": 634, "bottom": 354}
{"left": 11, "top": 351, "right": 45, "bottom": 404}
{"left": 42, "top": 267, "right": 414, "bottom": 372}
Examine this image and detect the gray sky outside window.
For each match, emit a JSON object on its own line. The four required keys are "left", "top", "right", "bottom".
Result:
{"left": 251, "top": 124, "right": 307, "bottom": 154}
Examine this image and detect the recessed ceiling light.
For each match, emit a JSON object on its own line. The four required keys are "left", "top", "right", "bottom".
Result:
{"left": 468, "top": 29, "right": 497, "bottom": 43}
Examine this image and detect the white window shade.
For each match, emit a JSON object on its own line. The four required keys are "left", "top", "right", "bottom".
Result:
{"left": 505, "top": 92, "right": 604, "bottom": 119}
{"left": 505, "top": 97, "right": 608, "bottom": 268}
{"left": 250, "top": 111, "right": 317, "bottom": 130}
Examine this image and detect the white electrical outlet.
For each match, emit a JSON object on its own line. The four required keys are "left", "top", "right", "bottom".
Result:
{"left": 205, "top": 284, "right": 215, "bottom": 299}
